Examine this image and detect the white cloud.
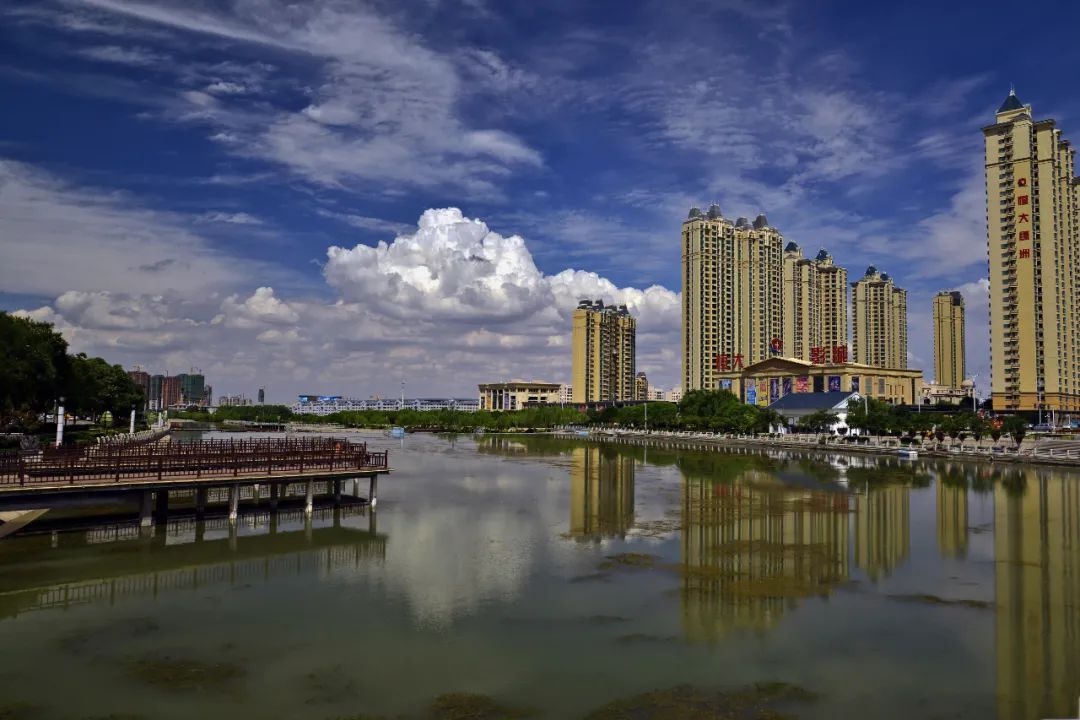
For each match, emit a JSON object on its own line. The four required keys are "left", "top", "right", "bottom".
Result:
{"left": 19, "top": 208, "right": 681, "bottom": 397}
{"left": 77, "top": 44, "right": 167, "bottom": 66}
{"left": 197, "top": 211, "right": 263, "bottom": 225}
{"left": 0, "top": 160, "right": 259, "bottom": 296}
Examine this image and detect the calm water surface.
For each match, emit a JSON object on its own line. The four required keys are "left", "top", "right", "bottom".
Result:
{"left": 0, "top": 432, "right": 1077, "bottom": 719}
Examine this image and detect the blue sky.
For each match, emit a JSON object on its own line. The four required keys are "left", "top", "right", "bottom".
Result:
{"left": 2, "top": 0, "right": 1079, "bottom": 400}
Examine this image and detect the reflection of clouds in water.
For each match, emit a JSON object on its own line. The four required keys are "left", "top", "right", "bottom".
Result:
{"left": 376, "top": 468, "right": 557, "bottom": 630}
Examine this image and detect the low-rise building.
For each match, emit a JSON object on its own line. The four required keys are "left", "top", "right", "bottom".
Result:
{"left": 291, "top": 396, "right": 480, "bottom": 415}
{"left": 768, "top": 391, "right": 860, "bottom": 433}
{"left": 920, "top": 380, "right": 975, "bottom": 407}
{"left": 478, "top": 381, "right": 561, "bottom": 411}
{"left": 713, "top": 357, "right": 922, "bottom": 406}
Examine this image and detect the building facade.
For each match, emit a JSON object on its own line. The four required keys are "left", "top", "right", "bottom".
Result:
{"left": 932, "top": 290, "right": 966, "bottom": 389}
{"left": 782, "top": 244, "right": 849, "bottom": 363}
{"left": 478, "top": 381, "right": 561, "bottom": 411}
{"left": 713, "top": 357, "right": 922, "bottom": 406}
{"left": 571, "top": 299, "right": 636, "bottom": 403}
{"left": 852, "top": 266, "right": 908, "bottom": 369}
{"left": 160, "top": 376, "right": 182, "bottom": 409}
{"left": 682, "top": 206, "right": 784, "bottom": 392}
{"left": 984, "top": 90, "right": 1080, "bottom": 412}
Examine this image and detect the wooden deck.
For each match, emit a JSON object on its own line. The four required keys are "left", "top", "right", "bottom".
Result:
{"left": 0, "top": 436, "right": 392, "bottom": 523}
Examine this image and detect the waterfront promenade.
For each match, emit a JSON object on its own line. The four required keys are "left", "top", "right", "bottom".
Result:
{"left": 559, "top": 428, "right": 1080, "bottom": 467}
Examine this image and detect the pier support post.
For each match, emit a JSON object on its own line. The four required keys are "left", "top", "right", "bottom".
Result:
{"left": 333, "top": 478, "right": 342, "bottom": 507}
{"left": 139, "top": 491, "right": 153, "bottom": 528}
{"left": 228, "top": 484, "right": 239, "bottom": 522}
{"left": 154, "top": 489, "right": 168, "bottom": 521}
{"left": 253, "top": 483, "right": 261, "bottom": 505}
{"left": 305, "top": 479, "right": 314, "bottom": 514}
{"left": 195, "top": 487, "right": 208, "bottom": 519}
{"left": 269, "top": 482, "right": 279, "bottom": 511}
{"left": 353, "top": 477, "right": 360, "bottom": 497}
{"left": 368, "top": 474, "right": 378, "bottom": 509}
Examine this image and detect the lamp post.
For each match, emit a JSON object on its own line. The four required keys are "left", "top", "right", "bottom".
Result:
{"left": 55, "top": 396, "right": 65, "bottom": 448}
{"left": 129, "top": 403, "right": 136, "bottom": 434}
{"left": 971, "top": 374, "right": 979, "bottom": 413}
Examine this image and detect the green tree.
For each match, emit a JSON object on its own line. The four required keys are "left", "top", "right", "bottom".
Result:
{"left": 1001, "top": 415, "right": 1027, "bottom": 446}
{"left": 0, "top": 312, "right": 70, "bottom": 429}
{"left": 801, "top": 409, "right": 839, "bottom": 433}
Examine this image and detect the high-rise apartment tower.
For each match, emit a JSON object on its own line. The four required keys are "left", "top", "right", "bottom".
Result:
{"left": 932, "top": 291, "right": 966, "bottom": 390}
{"left": 852, "top": 266, "right": 908, "bottom": 369}
{"left": 571, "top": 300, "right": 636, "bottom": 403}
{"left": 682, "top": 206, "right": 784, "bottom": 391}
{"left": 983, "top": 89, "right": 1080, "bottom": 412}
{"left": 782, "top": 244, "right": 848, "bottom": 362}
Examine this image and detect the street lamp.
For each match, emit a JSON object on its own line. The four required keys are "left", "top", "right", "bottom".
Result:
{"left": 55, "top": 395, "right": 65, "bottom": 448}
{"left": 971, "top": 374, "right": 979, "bottom": 413}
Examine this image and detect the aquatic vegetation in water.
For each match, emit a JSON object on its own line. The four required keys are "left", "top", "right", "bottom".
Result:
{"left": 887, "top": 593, "right": 992, "bottom": 610}
{"left": 125, "top": 654, "right": 245, "bottom": 693}
{"left": 598, "top": 553, "right": 658, "bottom": 570}
{"left": 305, "top": 665, "right": 361, "bottom": 705}
{"left": 428, "top": 692, "right": 534, "bottom": 719}
{"left": 581, "top": 681, "right": 819, "bottom": 720}
{"left": 59, "top": 616, "right": 161, "bottom": 656}
{"left": 0, "top": 702, "right": 42, "bottom": 719}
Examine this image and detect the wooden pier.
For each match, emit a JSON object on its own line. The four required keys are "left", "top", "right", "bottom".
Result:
{"left": 0, "top": 437, "right": 392, "bottom": 529}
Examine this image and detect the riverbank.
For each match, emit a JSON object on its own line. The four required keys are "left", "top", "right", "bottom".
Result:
{"left": 559, "top": 429, "right": 1080, "bottom": 468}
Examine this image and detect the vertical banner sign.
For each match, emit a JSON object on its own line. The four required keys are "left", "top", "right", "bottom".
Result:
{"left": 782, "top": 377, "right": 793, "bottom": 397}
{"left": 720, "top": 379, "right": 732, "bottom": 391}
{"left": 757, "top": 379, "right": 770, "bottom": 406}
{"left": 746, "top": 383, "right": 757, "bottom": 405}
{"left": 770, "top": 378, "right": 781, "bottom": 401}
{"left": 795, "top": 376, "right": 809, "bottom": 393}
{"left": 851, "top": 377, "right": 860, "bottom": 393}
{"left": 828, "top": 376, "right": 841, "bottom": 392}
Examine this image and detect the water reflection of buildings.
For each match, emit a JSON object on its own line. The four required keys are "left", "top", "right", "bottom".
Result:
{"left": 681, "top": 476, "right": 850, "bottom": 642}
{"left": 853, "top": 485, "right": 910, "bottom": 581}
{"left": 995, "top": 469, "right": 1080, "bottom": 720}
{"left": 936, "top": 478, "right": 969, "bottom": 558}
{"left": 0, "top": 506, "right": 386, "bottom": 619}
{"left": 569, "top": 446, "right": 634, "bottom": 541}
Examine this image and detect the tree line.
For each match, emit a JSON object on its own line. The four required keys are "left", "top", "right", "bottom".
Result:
{"left": 0, "top": 313, "right": 145, "bottom": 432}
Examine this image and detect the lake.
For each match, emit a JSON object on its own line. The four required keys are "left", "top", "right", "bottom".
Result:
{"left": 0, "top": 431, "right": 1076, "bottom": 719}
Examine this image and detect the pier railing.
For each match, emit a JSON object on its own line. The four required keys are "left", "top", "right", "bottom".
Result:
{"left": 0, "top": 437, "right": 388, "bottom": 487}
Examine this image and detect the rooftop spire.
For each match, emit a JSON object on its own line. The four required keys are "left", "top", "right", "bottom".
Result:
{"left": 998, "top": 86, "right": 1024, "bottom": 114}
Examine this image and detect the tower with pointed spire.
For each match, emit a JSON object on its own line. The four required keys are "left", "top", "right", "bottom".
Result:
{"left": 983, "top": 89, "right": 1080, "bottom": 412}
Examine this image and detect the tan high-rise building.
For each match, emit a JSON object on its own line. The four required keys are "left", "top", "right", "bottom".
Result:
{"left": 933, "top": 291, "right": 966, "bottom": 390}
{"left": 571, "top": 299, "right": 636, "bottom": 403}
{"left": 782, "top": 244, "right": 848, "bottom": 362}
{"left": 682, "top": 206, "right": 784, "bottom": 391}
{"left": 852, "top": 266, "right": 908, "bottom": 369}
{"left": 983, "top": 89, "right": 1080, "bottom": 412}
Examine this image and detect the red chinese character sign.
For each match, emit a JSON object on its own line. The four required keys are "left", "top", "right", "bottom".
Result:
{"left": 733, "top": 354, "right": 744, "bottom": 370}
{"left": 1019, "top": 248, "right": 1031, "bottom": 259}
{"left": 1017, "top": 195, "right": 1029, "bottom": 206}
{"left": 831, "top": 345, "right": 848, "bottom": 364}
{"left": 1017, "top": 178, "right": 1027, "bottom": 187}
{"left": 714, "top": 354, "right": 731, "bottom": 372}
{"left": 1019, "top": 230, "right": 1030, "bottom": 241}
{"left": 810, "top": 346, "right": 827, "bottom": 365}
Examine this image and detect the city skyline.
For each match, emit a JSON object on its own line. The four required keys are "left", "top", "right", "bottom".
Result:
{"left": 4, "top": 2, "right": 1080, "bottom": 400}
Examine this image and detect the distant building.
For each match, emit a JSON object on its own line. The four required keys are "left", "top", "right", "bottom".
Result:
{"left": 983, "top": 89, "right": 1080, "bottom": 412}
{"left": 559, "top": 384, "right": 574, "bottom": 404}
{"left": 921, "top": 380, "right": 975, "bottom": 407}
{"left": 149, "top": 374, "right": 164, "bottom": 410}
{"left": 782, "top": 244, "right": 848, "bottom": 363}
{"left": 218, "top": 394, "right": 253, "bottom": 407}
{"left": 572, "top": 299, "right": 636, "bottom": 403}
{"left": 479, "top": 381, "right": 561, "bottom": 411}
{"left": 932, "top": 291, "right": 966, "bottom": 390}
{"left": 126, "top": 368, "right": 150, "bottom": 408}
{"left": 257, "top": 387, "right": 265, "bottom": 405}
{"left": 666, "top": 387, "right": 684, "bottom": 403}
{"left": 292, "top": 396, "right": 480, "bottom": 416}
{"left": 768, "top": 391, "right": 860, "bottom": 433}
{"left": 177, "top": 372, "right": 207, "bottom": 406}
{"left": 161, "top": 376, "right": 182, "bottom": 409}
{"left": 852, "top": 266, "right": 908, "bottom": 369}
{"left": 646, "top": 385, "right": 666, "bottom": 401}
{"left": 682, "top": 206, "right": 784, "bottom": 392}
{"left": 634, "top": 372, "right": 648, "bottom": 401}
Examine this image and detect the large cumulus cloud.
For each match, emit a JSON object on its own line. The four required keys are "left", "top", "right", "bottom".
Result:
{"left": 16, "top": 209, "right": 680, "bottom": 398}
